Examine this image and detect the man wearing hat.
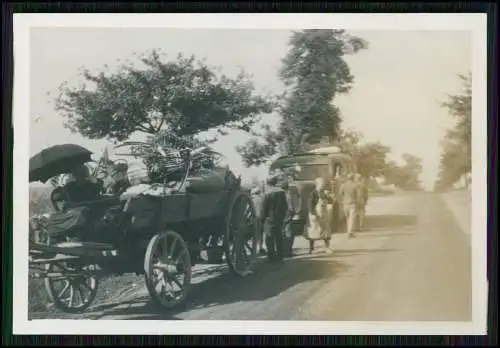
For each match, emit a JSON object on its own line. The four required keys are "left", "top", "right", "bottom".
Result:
{"left": 339, "top": 172, "right": 360, "bottom": 238}
{"left": 260, "top": 175, "right": 288, "bottom": 263}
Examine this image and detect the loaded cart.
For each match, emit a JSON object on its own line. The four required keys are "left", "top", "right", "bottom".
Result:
{"left": 29, "top": 143, "right": 259, "bottom": 313}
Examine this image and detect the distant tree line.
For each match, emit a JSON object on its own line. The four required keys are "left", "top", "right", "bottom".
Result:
{"left": 434, "top": 72, "right": 472, "bottom": 191}
{"left": 336, "top": 130, "right": 423, "bottom": 190}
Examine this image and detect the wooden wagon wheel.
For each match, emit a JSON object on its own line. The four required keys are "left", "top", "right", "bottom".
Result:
{"left": 144, "top": 230, "right": 192, "bottom": 309}
{"left": 44, "top": 262, "right": 99, "bottom": 314}
{"left": 224, "top": 192, "right": 259, "bottom": 276}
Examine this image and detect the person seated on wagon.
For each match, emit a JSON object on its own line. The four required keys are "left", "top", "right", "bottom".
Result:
{"left": 47, "top": 165, "right": 103, "bottom": 242}
{"left": 102, "top": 162, "right": 131, "bottom": 196}
{"left": 52, "top": 164, "right": 102, "bottom": 210}
{"left": 65, "top": 164, "right": 102, "bottom": 202}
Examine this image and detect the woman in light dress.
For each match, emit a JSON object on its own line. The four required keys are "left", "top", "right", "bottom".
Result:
{"left": 306, "top": 177, "right": 333, "bottom": 254}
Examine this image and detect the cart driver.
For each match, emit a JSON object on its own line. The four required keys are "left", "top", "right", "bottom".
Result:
{"left": 53, "top": 164, "right": 102, "bottom": 209}
{"left": 46, "top": 164, "right": 103, "bottom": 241}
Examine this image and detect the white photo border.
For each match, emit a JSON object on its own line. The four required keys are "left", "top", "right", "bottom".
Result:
{"left": 12, "top": 13, "right": 488, "bottom": 335}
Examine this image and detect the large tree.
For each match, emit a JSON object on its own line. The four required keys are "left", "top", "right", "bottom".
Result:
{"left": 337, "top": 130, "right": 422, "bottom": 189}
{"left": 55, "top": 50, "right": 275, "bottom": 147}
{"left": 336, "top": 130, "right": 391, "bottom": 179}
{"left": 355, "top": 142, "right": 392, "bottom": 179}
{"left": 435, "top": 72, "right": 472, "bottom": 189}
{"left": 237, "top": 30, "right": 368, "bottom": 166}
{"left": 384, "top": 154, "right": 423, "bottom": 190}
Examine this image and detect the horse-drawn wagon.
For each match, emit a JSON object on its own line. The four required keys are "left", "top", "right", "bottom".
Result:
{"left": 29, "top": 143, "right": 259, "bottom": 313}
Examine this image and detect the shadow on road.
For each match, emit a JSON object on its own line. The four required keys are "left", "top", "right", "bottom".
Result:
{"left": 69, "top": 214, "right": 416, "bottom": 320}
{"left": 89, "top": 256, "right": 350, "bottom": 320}
{"left": 362, "top": 214, "right": 418, "bottom": 232}
{"left": 355, "top": 231, "right": 414, "bottom": 238}
{"left": 326, "top": 248, "right": 401, "bottom": 257}
{"left": 290, "top": 248, "right": 402, "bottom": 262}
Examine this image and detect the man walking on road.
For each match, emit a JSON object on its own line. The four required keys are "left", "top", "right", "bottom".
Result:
{"left": 260, "top": 176, "right": 288, "bottom": 263}
{"left": 339, "top": 173, "right": 360, "bottom": 238}
{"left": 282, "top": 181, "right": 302, "bottom": 258}
{"left": 251, "top": 187, "right": 265, "bottom": 255}
{"left": 355, "top": 173, "right": 369, "bottom": 232}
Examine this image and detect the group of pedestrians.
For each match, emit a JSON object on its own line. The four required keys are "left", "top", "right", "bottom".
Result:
{"left": 250, "top": 172, "right": 369, "bottom": 263}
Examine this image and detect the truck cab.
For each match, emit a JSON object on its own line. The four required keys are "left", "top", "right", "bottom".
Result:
{"left": 269, "top": 146, "right": 355, "bottom": 235}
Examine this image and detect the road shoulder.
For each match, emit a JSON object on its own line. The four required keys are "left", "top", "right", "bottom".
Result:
{"left": 440, "top": 190, "right": 471, "bottom": 236}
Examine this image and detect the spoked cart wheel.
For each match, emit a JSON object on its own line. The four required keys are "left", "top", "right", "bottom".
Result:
{"left": 44, "top": 261, "right": 99, "bottom": 314}
{"left": 144, "top": 230, "right": 192, "bottom": 309}
{"left": 224, "top": 192, "right": 259, "bottom": 276}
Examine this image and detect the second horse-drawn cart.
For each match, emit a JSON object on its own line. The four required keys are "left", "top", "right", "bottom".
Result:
{"left": 29, "top": 143, "right": 259, "bottom": 314}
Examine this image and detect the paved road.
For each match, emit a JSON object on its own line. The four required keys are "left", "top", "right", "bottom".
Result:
{"left": 32, "top": 192, "right": 472, "bottom": 321}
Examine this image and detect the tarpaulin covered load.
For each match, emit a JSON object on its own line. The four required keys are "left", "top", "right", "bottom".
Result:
{"left": 120, "top": 166, "right": 230, "bottom": 199}
{"left": 185, "top": 167, "right": 228, "bottom": 193}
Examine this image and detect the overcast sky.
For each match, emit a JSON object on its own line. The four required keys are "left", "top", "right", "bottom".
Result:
{"left": 29, "top": 28, "right": 471, "bottom": 188}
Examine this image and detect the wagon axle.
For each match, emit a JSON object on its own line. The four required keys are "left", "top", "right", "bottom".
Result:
{"left": 31, "top": 269, "right": 103, "bottom": 280}
{"left": 152, "top": 262, "right": 183, "bottom": 274}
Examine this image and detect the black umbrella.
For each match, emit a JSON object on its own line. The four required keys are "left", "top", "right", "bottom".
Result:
{"left": 29, "top": 144, "right": 93, "bottom": 183}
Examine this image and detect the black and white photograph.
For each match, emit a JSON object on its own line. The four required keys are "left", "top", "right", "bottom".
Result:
{"left": 13, "top": 13, "right": 487, "bottom": 335}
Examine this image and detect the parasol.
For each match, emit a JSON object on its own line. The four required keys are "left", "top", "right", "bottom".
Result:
{"left": 29, "top": 144, "right": 93, "bottom": 183}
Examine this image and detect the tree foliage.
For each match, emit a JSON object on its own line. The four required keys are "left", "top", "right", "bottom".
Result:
{"left": 355, "top": 142, "right": 392, "bottom": 179}
{"left": 237, "top": 30, "right": 368, "bottom": 166}
{"left": 336, "top": 130, "right": 391, "bottom": 179}
{"left": 236, "top": 29, "right": 422, "bottom": 190}
{"left": 383, "top": 154, "right": 423, "bottom": 190}
{"left": 55, "top": 50, "right": 275, "bottom": 145}
{"left": 435, "top": 72, "right": 472, "bottom": 190}
{"left": 320, "top": 129, "right": 422, "bottom": 189}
